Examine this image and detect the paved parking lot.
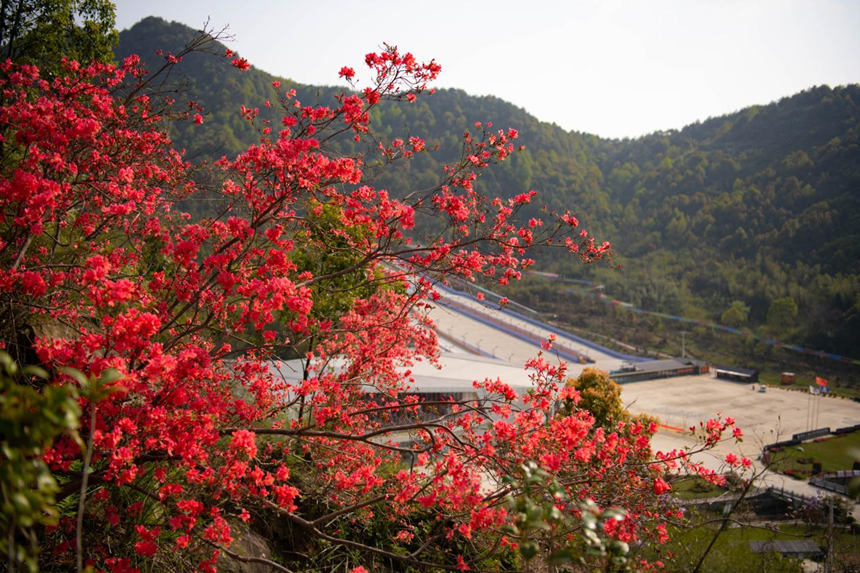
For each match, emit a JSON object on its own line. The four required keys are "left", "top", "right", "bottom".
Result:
{"left": 621, "top": 375, "right": 859, "bottom": 443}
{"left": 428, "top": 297, "right": 860, "bottom": 505}
{"left": 429, "top": 296, "right": 860, "bottom": 452}
{"left": 422, "top": 290, "right": 860, "bottom": 500}
{"left": 621, "top": 376, "right": 860, "bottom": 512}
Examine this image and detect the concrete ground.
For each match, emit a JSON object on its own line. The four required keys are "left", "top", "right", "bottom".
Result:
{"left": 425, "top": 293, "right": 860, "bottom": 512}
{"left": 621, "top": 375, "right": 860, "bottom": 513}
{"left": 621, "top": 374, "right": 859, "bottom": 455}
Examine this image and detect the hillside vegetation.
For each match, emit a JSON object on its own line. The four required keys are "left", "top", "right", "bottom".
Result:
{"left": 117, "top": 17, "right": 860, "bottom": 364}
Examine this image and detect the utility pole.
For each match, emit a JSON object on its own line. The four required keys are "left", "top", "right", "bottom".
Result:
{"left": 680, "top": 330, "right": 688, "bottom": 358}
{"left": 825, "top": 499, "right": 834, "bottom": 573}
{"left": 816, "top": 390, "right": 823, "bottom": 429}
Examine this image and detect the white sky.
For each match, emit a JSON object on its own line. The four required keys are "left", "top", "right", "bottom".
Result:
{"left": 114, "top": 0, "right": 860, "bottom": 139}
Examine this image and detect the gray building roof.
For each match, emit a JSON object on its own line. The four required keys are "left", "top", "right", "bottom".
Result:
{"left": 749, "top": 540, "right": 822, "bottom": 555}
{"left": 262, "top": 351, "right": 536, "bottom": 397}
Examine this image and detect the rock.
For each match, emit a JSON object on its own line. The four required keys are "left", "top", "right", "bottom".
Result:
{"left": 217, "top": 521, "right": 276, "bottom": 573}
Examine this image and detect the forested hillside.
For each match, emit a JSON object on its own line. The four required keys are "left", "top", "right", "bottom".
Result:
{"left": 588, "top": 85, "right": 860, "bottom": 357}
{"left": 117, "top": 17, "right": 860, "bottom": 358}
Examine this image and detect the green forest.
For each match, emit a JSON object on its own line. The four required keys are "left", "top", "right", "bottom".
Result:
{"left": 117, "top": 17, "right": 860, "bottom": 380}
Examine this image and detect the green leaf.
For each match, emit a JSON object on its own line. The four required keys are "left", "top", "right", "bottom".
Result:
{"left": 21, "top": 365, "right": 49, "bottom": 379}
{"left": 59, "top": 366, "right": 89, "bottom": 389}
{"left": 548, "top": 549, "right": 574, "bottom": 564}
{"left": 519, "top": 541, "right": 539, "bottom": 560}
{"left": 525, "top": 518, "right": 551, "bottom": 531}
{"left": 12, "top": 492, "right": 32, "bottom": 512}
{"left": 97, "top": 368, "right": 123, "bottom": 385}
{"left": 609, "top": 540, "right": 629, "bottom": 556}
{"left": 0, "top": 351, "right": 17, "bottom": 375}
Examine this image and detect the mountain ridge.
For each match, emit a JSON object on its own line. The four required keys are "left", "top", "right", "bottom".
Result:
{"left": 116, "top": 17, "right": 860, "bottom": 360}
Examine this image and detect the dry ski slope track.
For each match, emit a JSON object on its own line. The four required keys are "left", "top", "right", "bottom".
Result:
{"left": 429, "top": 284, "right": 633, "bottom": 375}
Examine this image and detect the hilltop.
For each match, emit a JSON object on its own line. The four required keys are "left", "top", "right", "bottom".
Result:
{"left": 116, "top": 17, "right": 860, "bottom": 371}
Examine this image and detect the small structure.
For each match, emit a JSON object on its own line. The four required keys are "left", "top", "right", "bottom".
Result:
{"left": 749, "top": 540, "right": 822, "bottom": 560}
{"left": 780, "top": 372, "right": 796, "bottom": 385}
{"left": 713, "top": 365, "right": 759, "bottom": 383}
{"left": 610, "top": 358, "right": 708, "bottom": 384}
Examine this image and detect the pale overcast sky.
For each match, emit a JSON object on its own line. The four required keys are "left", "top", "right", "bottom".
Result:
{"left": 114, "top": 0, "right": 860, "bottom": 139}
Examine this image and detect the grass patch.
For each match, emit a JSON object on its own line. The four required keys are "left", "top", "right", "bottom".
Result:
{"left": 669, "top": 476, "right": 725, "bottom": 500}
{"left": 642, "top": 519, "right": 807, "bottom": 572}
{"left": 641, "top": 508, "right": 859, "bottom": 572}
{"left": 769, "top": 431, "right": 860, "bottom": 476}
{"left": 759, "top": 375, "right": 860, "bottom": 400}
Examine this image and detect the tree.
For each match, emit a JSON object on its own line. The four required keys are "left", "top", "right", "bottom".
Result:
{"left": 767, "top": 296, "right": 798, "bottom": 330}
{"left": 720, "top": 300, "right": 750, "bottom": 328}
{"left": 563, "top": 367, "right": 629, "bottom": 428}
{"left": 0, "top": 34, "right": 743, "bottom": 571}
{"left": 0, "top": 352, "right": 81, "bottom": 572}
{"left": 0, "top": 0, "right": 117, "bottom": 75}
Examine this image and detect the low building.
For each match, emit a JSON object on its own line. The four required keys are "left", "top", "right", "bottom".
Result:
{"left": 610, "top": 358, "right": 708, "bottom": 384}
{"left": 713, "top": 365, "right": 759, "bottom": 383}
{"left": 260, "top": 351, "right": 535, "bottom": 426}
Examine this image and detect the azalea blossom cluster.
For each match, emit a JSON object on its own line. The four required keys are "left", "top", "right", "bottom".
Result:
{"left": 1, "top": 42, "right": 737, "bottom": 572}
